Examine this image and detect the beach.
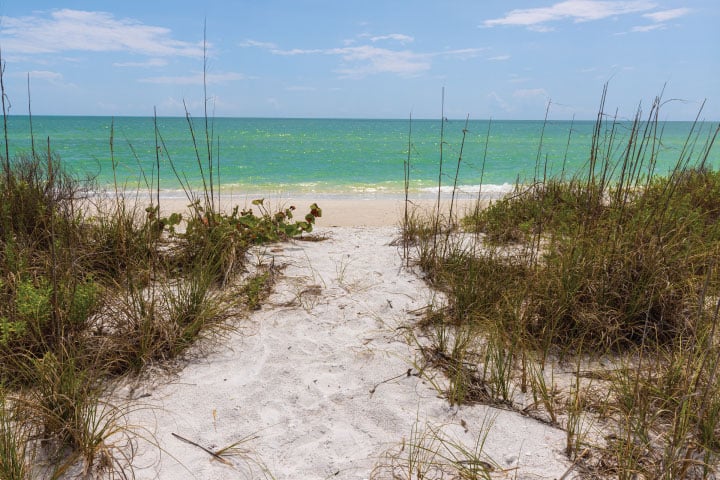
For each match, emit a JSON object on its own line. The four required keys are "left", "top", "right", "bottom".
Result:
{"left": 114, "top": 195, "right": 574, "bottom": 479}
{"left": 148, "top": 194, "right": 484, "bottom": 228}
{"left": 16, "top": 115, "right": 715, "bottom": 478}
{"left": 1, "top": 4, "right": 716, "bottom": 477}
{"left": 5, "top": 124, "right": 716, "bottom": 478}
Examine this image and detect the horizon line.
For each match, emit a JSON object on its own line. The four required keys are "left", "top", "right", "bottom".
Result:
{"left": 6, "top": 114, "right": 715, "bottom": 123}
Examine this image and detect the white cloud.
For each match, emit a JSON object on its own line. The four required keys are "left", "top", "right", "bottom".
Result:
{"left": 643, "top": 8, "right": 690, "bottom": 22}
{"left": 367, "top": 33, "right": 414, "bottom": 44}
{"left": 113, "top": 59, "right": 169, "bottom": 68}
{"left": 273, "top": 45, "right": 483, "bottom": 78}
{"left": 239, "top": 39, "right": 278, "bottom": 49}
{"left": 625, "top": 7, "right": 690, "bottom": 34}
{"left": 0, "top": 9, "right": 204, "bottom": 57}
{"left": 441, "top": 48, "right": 486, "bottom": 60}
{"left": 529, "top": 25, "right": 557, "bottom": 33}
{"left": 631, "top": 24, "right": 665, "bottom": 32}
{"left": 483, "top": 1, "right": 656, "bottom": 28}
{"left": 488, "top": 55, "right": 511, "bottom": 61}
{"left": 271, "top": 48, "right": 325, "bottom": 56}
{"left": 249, "top": 42, "right": 428, "bottom": 77}
{"left": 241, "top": 38, "right": 484, "bottom": 78}
{"left": 332, "top": 45, "right": 430, "bottom": 78}
{"left": 333, "top": 46, "right": 484, "bottom": 77}
{"left": 345, "top": 33, "right": 413, "bottom": 47}
{"left": 140, "top": 72, "right": 246, "bottom": 85}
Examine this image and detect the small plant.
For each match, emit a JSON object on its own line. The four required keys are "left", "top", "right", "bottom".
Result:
{"left": 371, "top": 417, "right": 497, "bottom": 480}
{"left": 12, "top": 348, "right": 134, "bottom": 478}
{"left": 174, "top": 199, "right": 321, "bottom": 286}
{"left": 240, "top": 270, "right": 274, "bottom": 311}
{"left": 163, "top": 264, "right": 229, "bottom": 356}
{"left": 0, "top": 388, "right": 32, "bottom": 480}
{"left": 525, "top": 360, "right": 558, "bottom": 425}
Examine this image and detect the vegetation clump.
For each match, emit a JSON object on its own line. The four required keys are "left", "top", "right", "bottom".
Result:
{"left": 0, "top": 128, "right": 320, "bottom": 477}
{"left": 456, "top": 168, "right": 720, "bottom": 352}
{"left": 406, "top": 91, "right": 720, "bottom": 478}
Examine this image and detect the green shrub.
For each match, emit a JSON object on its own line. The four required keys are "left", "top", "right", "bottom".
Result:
{"left": 463, "top": 180, "right": 605, "bottom": 244}
{"left": 176, "top": 199, "right": 321, "bottom": 284}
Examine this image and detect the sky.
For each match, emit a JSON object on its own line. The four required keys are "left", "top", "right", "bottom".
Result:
{"left": 0, "top": 1, "right": 718, "bottom": 120}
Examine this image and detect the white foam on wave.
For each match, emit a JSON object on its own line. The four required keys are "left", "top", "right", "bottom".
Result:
{"left": 419, "top": 183, "right": 515, "bottom": 199}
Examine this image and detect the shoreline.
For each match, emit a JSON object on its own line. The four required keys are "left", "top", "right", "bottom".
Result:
{"left": 94, "top": 190, "right": 489, "bottom": 227}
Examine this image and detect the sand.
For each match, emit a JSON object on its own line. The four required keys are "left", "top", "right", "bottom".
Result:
{"left": 118, "top": 196, "right": 573, "bottom": 479}
{"left": 107, "top": 189, "right": 487, "bottom": 227}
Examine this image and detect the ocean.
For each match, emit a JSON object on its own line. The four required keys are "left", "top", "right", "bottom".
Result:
{"left": 3, "top": 116, "right": 718, "bottom": 199}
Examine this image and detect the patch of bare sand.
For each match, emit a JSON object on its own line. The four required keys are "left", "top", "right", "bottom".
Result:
{"left": 123, "top": 225, "right": 572, "bottom": 479}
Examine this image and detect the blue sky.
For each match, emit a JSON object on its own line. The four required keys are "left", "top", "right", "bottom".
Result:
{"left": 0, "top": 1, "right": 717, "bottom": 119}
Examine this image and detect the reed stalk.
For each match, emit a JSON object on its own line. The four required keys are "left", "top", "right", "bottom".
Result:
{"left": 448, "top": 114, "right": 469, "bottom": 225}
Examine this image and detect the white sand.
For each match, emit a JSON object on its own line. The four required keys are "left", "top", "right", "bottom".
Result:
{"left": 122, "top": 222, "right": 573, "bottom": 479}
{"left": 108, "top": 190, "right": 486, "bottom": 227}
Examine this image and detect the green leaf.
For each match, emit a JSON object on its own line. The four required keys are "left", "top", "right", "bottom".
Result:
{"left": 309, "top": 203, "right": 322, "bottom": 218}
{"left": 168, "top": 212, "right": 183, "bottom": 225}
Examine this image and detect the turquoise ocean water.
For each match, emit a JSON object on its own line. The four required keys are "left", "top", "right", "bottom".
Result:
{"left": 4, "top": 116, "right": 718, "bottom": 199}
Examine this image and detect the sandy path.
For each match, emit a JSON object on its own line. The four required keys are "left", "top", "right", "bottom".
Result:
{"left": 125, "top": 226, "right": 572, "bottom": 479}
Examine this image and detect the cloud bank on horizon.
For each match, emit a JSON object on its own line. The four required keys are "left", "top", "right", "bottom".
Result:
{"left": 0, "top": 1, "right": 717, "bottom": 120}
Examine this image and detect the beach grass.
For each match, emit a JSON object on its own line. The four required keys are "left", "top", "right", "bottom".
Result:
{"left": 0, "top": 56, "right": 322, "bottom": 476}
{"left": 2, "top": 46, "right": 720, "bottom": 478}
{"left": 371, "top": 416, "right": 498, "bottom": 480}
{"left": 403, "top": 87, "right": 720, "bottom": 478}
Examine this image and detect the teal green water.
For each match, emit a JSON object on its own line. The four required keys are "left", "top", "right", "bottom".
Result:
{"left": 4, "top": 116, "right": 718, "bottom": 198}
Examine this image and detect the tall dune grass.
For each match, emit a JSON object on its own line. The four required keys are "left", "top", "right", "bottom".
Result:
{"left": 404, "top": 87, "right": 720, "bottom": 478}
{"left": 0, "top": 53, "right": 319, "bottom": 476}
